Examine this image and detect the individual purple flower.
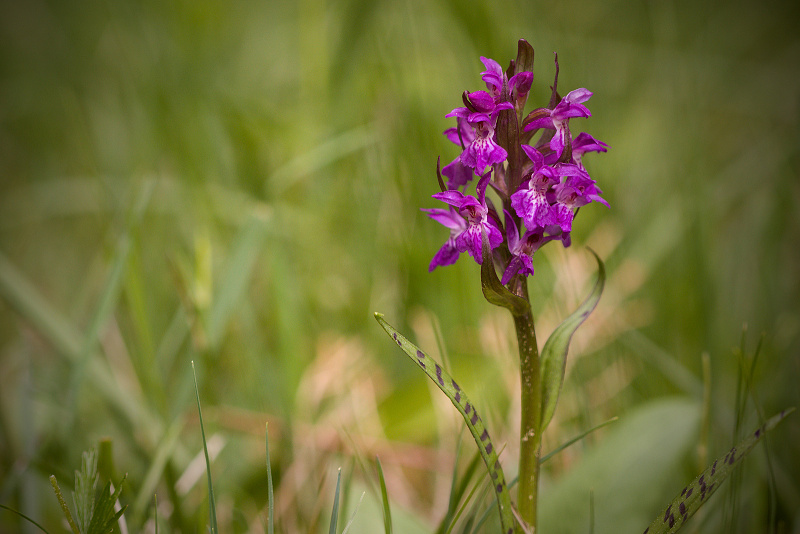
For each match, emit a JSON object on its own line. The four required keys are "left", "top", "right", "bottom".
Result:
{"left": 441, "top": 116, "right": 477, "bottom": 189}
{"left": 423, "top": 206, "right": 467, "bottom": 271}
{"left": 501, "top": 211, "right": 556, "bottom": 284}
{"left": 480, "top": 57, "right": 533, "bottom": 109}
{"left": 554, "top": 165, "right": 608, "bottom": 208}
{"left": 571, "top": 132, "right": 608, "bottom": 168}
{"left": 524, "top": 88, "right": 594, "bottom": 160}
{"left": 447, "top": 92, "right": 513, "bottom": 174}
{"left": 510, "top": 145, "right": 560, "bottom": 229}
{"left": 448, "top": 111, "right": 508, "bottom": 174}
{"left": 423, "top": 172, "right": 503, "bottom": 269}
{"left": 548, "top": 164, "right": 609, "bottom": 234}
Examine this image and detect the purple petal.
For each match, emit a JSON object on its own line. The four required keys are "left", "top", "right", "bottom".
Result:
{"left": 467, "top": 91, "right": 496, "bottom": 113}
{"left": 509, "top": 71, "right": 533, "bottom": 95}
{"left": 429, "top": 237, "right": 461, "bottom": 271}
{"left": 422, "top": 207, "right": 466, "bottom": 231}
{"left": 564, "top": 88, "right": 593, "bottom": 104}
{"left": 511, "top": 187, "right": 553, "bottom": 229}
{"left": 432, "top": 189, "right": 467, "bottom": 207}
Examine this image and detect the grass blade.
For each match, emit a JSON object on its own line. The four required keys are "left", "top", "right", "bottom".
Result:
{"left": 0, "top": 504, "right": 53, "bottom": 534}
{"left": 265, "top": 423, "right": 275, "bottom": 534}
{"left": 375, "top": 457, "right": 392, "bottom": 534}
{"left": 329, "top": 468, "right": 342, "bottom": 534}
{"left": 191, "top": 361, "right": 218, "bottom": 534}
{"left": 644, "top": 408, "right": 794, "bottom": 533}
{"left": 540, "top": 416, "right": 618, "bottom": 464}
{"left": 374, "top": 313, "right": 517, "bottom": 534}
{"left": 340, "top": 491, "right": 366, "bottom": 534}
{"left": 539, "top": 249, "right": 605, "bottom": 435}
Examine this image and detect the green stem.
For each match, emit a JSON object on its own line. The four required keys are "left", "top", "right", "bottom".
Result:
{"left": 511, "top": 279, "right": 540, "bottom": 531}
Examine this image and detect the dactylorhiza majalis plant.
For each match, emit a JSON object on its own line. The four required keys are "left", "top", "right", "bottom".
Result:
{"left": 374, "top": 39, "right": 792, "bottom": 534}
{"left": 378, "top": 38, "right": 608, "bottom": 534}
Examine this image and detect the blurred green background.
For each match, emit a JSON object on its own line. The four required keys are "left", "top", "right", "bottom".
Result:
{"left": 1, "top": 0, "right": 798, "bottom": 532}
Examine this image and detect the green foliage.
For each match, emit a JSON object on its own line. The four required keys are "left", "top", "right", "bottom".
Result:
{"left": 375, "top": 313, "right": 518, "bottom": 534}
{"left": 265, "top": 424, "right": 275, "bottom": 534}
{"left": 539, "top": 250, "right": 605, "bottom": 435}
{"left": 644, "top": 408, "right": 793, "bottom": 534}
{"left": 329, "top": 468, "right": 342, "bottom": 534}
{"left": 192, "top": 362, "right": 218, "bottom": 534}
{"left": 539, "top": 398, "right": 702, "bottom": 534}
{"left": 375, "top": 457, "right": 392, "bottom": 534}
{"left": 46, "top": 448, "right": 127, "bottom": 534}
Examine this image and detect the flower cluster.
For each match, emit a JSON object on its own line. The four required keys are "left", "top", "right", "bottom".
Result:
{"left": 424, "top": 45, "right": 608, "bottom": 284}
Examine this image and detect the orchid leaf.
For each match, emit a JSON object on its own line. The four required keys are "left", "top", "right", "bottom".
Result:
{"left": 539, "top": 250, "right": 605, "bottom": 434}
{"left": 375, "top": 313, "right": 518, "bottom": 534}
{"left": 644, "top": 408, "right": 794, "bottom": 534}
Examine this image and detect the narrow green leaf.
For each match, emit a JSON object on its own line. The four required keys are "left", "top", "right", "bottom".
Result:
{"left": 340, "top": 491, "right": 366, "bottom": 534}
{"left": 644, "top": 408, "right": 794, "bottom": 534}
{"left": 437, "top": 441, "right": 464, "bottom": 534}
{"left": 539, "top": 250, "right": 605, "bottom": 434}
{"left": 0, "top": 503, "right": 53, "bottom": 534}
{"left": 540, "top": 416, "right": 618, "bottom": 464}
{"left": 375, "top": 457, "right": 393, "bottom": 534}
{"left": 329, "top": 468, "right": 342, "bottom": 534}
{"left": 192, "top": 361, "right": 218, "bottom": 534}
{"left": 266, "top": 423, "right": 275, "bottom": 534}
{"left": 154, "top": 495, "right": 159, "bottom": 534}
{"left": 374, "top": 313, "right": 518, "bottom": 534}
{"left": 87, "top": 475, "right": 127, "bottom": 534}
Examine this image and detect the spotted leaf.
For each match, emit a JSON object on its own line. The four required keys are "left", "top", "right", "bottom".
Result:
{"left": 644, "top": 407, "right": 794, "bottom": 534}
{"left": 374, "top": 313, "right": 519, "bottom": 534}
